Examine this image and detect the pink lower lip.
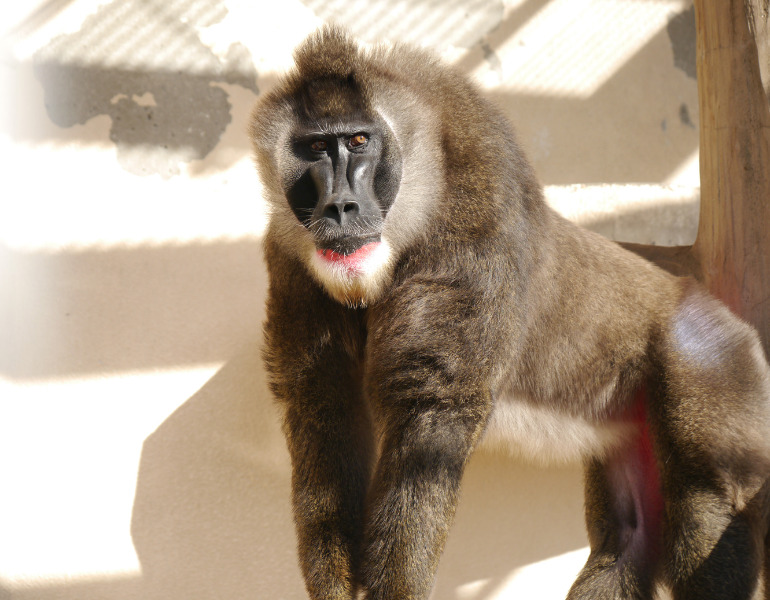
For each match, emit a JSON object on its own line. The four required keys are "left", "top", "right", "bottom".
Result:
{"left": 317, "top": 241, "right": 380, "bottom": 270}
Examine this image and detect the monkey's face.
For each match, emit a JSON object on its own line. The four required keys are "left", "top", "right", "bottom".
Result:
{"left": 252, "top": 58, "right": 440, "bottom": 306}
{"left": 277, "top": 91, "right": 403, "bottom": 304}
{"left": 286, "top": 117, "right": 401, "bottom": 255}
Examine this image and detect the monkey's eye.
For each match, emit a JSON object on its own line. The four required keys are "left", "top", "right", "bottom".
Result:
{"left": 309, "top": 139, "right": 328, "bottom": 153}
{"left": 349, "top": 134, "right": 369, "bottom": 148}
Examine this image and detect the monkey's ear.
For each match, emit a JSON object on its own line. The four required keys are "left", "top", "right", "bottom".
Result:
{"left": 293, "top": 25, "right": 361, "bottom": 81}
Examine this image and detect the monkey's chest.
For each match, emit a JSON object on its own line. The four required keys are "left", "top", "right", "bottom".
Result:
{"left": 479, "top": 397, "right": 637, "bottom": 464}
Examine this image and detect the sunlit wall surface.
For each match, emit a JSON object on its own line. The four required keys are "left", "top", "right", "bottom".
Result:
{"left": 1, "top": 1, "right": 698, "bottom": 598}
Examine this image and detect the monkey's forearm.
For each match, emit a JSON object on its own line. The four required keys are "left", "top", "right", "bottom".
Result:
{"left": 357, "top": 391, "right": 488, "bottom": 600}
{"left": 283, "top": 400, "right": 374, "bottom": 600}
{"left": 266, "top": 292, "right": 373, "bottom": 600}
{"left": 360, "top": 467, "right": 461, "bottom": 599}
{"left": 290, "top": 446, "right": 368, "bottom": 598}
{"left": 264, "top": 254, "right": 375, "bottom": 600}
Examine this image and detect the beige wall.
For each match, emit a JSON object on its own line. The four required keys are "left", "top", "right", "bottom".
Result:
{"left": 1, "top": 1, "right": 699, "bottom": 598}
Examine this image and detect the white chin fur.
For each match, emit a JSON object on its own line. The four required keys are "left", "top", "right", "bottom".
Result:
{"left": 309, "top": 239, "right": 394, "bottom": 306}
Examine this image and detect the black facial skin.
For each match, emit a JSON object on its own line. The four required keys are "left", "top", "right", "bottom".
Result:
{"left": 286, "top": 118, "right": 402, "bottom": 255}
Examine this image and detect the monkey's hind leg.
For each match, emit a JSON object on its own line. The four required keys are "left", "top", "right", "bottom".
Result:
{"left": 652, "top": 289, "right": 770, "bottom": 600}
{"left": 568, "top": 408, "right": 663, "bottom": 600}
{"left": 658, "top": 467, "right": 768, "bottom": 600}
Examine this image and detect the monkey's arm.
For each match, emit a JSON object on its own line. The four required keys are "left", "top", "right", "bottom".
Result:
{"left": 359, "top": 281, "right": 494, "bottom": 600}
{"left": 281, "top": 393, "right": 373, "bottom": 600}
{"left": 263, "top": 252, "right": 374, "bottom": 600}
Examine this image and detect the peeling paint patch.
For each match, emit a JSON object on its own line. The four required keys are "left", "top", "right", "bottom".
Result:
{"left": 679, "top": 103, "right": 695, "bottom": 128}
{"left": 33, "top": 0, "right": 258, "bottom": 177}
{"left": 480, "top": 40, "right": 503, "bottom": 77}
{"left": 132, "top": 93, "right": 157, "bottom": 108}
{"left": 667, "top": 4, "right": 696, "bottom": 80}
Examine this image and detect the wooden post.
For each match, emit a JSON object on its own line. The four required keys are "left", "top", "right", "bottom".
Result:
{"left": 692, "top": 0, "right": 770, "bottom": 355}
{"left": 627, "top": 1, "right": 770, "bottom": 356}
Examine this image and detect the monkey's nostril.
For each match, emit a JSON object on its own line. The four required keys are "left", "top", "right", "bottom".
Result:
{"left": 323, "top": 199, "right": 360, "bottom": 223}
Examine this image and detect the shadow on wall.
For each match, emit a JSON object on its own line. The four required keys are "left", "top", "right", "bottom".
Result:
{"left": 131, "top": 343, "right": 307, "bottom": 600}
{"left": 129, "top": 341, "right": 587, "bottom": 600}
{"left": 2, "top": 187, "right": 697, "bottom": 381}
{"left": 11, "top": 0, "right": 699, "bottom": 184}
{"left": 475, "top": 3, "right": 698, "bottom": 185}
{"left": 2, "top": 241, "right": 267, "bottom": 380}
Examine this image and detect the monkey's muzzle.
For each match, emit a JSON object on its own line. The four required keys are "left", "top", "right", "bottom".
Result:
{"left": 316, "top": 241, "right": 382, "bottom": 273}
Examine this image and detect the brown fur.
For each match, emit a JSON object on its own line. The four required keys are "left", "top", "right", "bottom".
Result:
{"left": 251, "top": 27, "right": 770, "bottom": 600}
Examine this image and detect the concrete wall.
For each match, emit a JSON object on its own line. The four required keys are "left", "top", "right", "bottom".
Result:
{"left": 1, "top": 1, "right": 699, "bottom": 598}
